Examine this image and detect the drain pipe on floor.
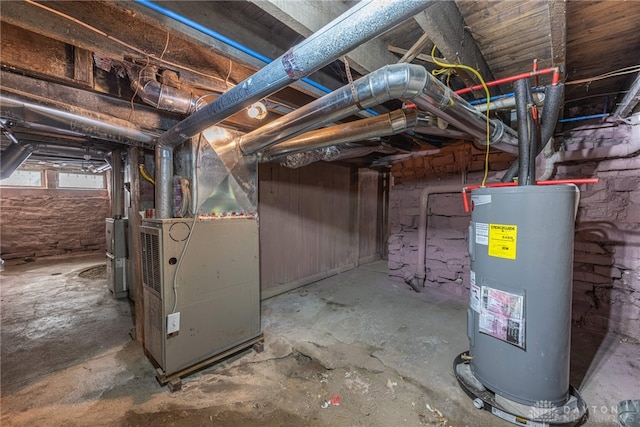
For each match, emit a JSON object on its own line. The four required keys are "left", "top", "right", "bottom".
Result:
{"left": 152, "top": 0, "right": 433, "bottom": 218}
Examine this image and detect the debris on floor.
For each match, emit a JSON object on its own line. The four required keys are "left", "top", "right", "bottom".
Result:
{"left": 321, "top": 394, "right": 340, "bottom": 408}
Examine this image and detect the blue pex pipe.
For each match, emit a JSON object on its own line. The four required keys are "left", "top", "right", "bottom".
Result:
{"left": 558, "top": 113, "right": 609, "bottom": 123}
{"left": 134, "top": 0, "right": 379, "bottom": 116}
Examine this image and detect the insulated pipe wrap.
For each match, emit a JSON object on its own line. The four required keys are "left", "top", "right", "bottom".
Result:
{"left": 514, "top": 79, "right": 531, "bottom": 186}
{"left": 502, "top": 83, "right": 564, "bottom": 183}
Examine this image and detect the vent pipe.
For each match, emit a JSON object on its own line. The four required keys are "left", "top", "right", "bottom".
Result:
{"left": 0, "top": 95, "right": 157, "bottom": 146}
{"left": 125, "top": 64, "right": 197, "bottom": 114}
{"left": 412, "top": 77, "right": 519, "bottom": 154}
{"left": 0, "top": 134, "right": 36, "bottom": 179}
{"left": 240, "top": 64, "right": 428, "bottom": 155}
{"left": 243, "top": 63, "right": 519, "bottom": 159}
{"left": 153, "top": 0, "right": 433, "bottom": 218}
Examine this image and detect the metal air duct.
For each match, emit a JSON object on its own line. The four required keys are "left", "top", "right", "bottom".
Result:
{"left": 0, "top": 95, "right": 157, "bottom": 146}
{"left": 154, "top": 0, "right": 433, "bottom": 218}
{"left": 412, "top": 76, "right": 519, "bottom": 154}
{"left": 262, "top": 108, "right": 418, "bottom": 161}
{"left": 244, "top": 62, "right": 519, "bottom": 160}
{"left": 280, "top": 145, "right": 395, "bottom": 169}
{"left": 240, "top": 64, "right": 428, "bottom": 155}
{"left": 125, "top": 64, "right": 197, "bottom": 114}
{"left": 0, "top": 141, "right": 37, "bottom": 180}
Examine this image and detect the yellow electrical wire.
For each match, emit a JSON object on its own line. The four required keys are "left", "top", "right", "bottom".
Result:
{"left": 431, "top": 45, "right": 492, "bottom": 187}
{"left": 139, "top": 164, "right": 155, "bottom": 185}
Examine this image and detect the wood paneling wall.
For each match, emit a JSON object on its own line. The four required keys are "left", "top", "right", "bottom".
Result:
{"left": 259, "top": 162, "right": 383, "bottom": 299}
{"left": 358, "top": 169, "right": 382, "bottom": 264}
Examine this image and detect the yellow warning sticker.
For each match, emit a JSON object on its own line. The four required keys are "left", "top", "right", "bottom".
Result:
{"left": 488, "top": 224, "right": 517, "bottom": 260}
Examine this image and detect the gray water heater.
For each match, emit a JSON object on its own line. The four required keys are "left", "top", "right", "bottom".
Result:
{"left": 467, "top": 184, "right": 579, "bottom": 406}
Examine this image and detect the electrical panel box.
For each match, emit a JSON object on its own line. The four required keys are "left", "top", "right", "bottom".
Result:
{"left": 140, "top": 217, "right": 261, "bottom": 378}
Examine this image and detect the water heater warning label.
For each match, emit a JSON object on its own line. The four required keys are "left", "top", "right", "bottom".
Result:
{"left": 488, "top": 224, "right": 517, "bottom": 259}
{"left": 479, "top": 286, "right": 525, "bottom": 348}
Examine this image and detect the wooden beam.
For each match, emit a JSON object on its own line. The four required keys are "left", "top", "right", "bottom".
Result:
{"left": 388, "top": 45, "right": 443, "bottom": 65}
{"left": 0, "top": 70, "right": 180, "bottom": 133}
{"left": 548, "top": 0, "right": 567, "bottom": 120}
{"left": 413, "top": 2, "right": 496, "bottom": 91}
{"left": 1, "top": 0, "right": 336, "bottom": 102}
{"left": 612, "top": 72, "right": 640, "bottom": 119}
{"left": 548, "top": 0, "right": 567, "bottom": 69}
{"left": 397, "top": 32, "right": 432, "bottom": 64}
{"left": 73, "top": 47, "right": 94, "bottom": 87}
{"left": 249, "top": 0, "right": 399, "bottom": 75}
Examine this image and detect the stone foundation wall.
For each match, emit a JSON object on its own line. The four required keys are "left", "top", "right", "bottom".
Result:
{"left": 388, "top": 121, "right": 640, "bottom": 340}
{"left": 1, "top": 182, "right": 110, "bottom": 261}
{"left": 388, "top": 143, "right": 512, "bottom": 297}
{"left": 554, "top": 121, "right": 639, "bottom": 340}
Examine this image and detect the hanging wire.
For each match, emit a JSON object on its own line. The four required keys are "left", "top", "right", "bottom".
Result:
{"left": 171, "top": 133, "right": 204, "bottom": 314}
{"left": 430, "top": 45, "right": 492, "bottom": 187}
{"left": 25, "top": 0, "right": 231, "bottom": 85}
{"left": 566, "top": 65, "right": 640, "bottom": 86}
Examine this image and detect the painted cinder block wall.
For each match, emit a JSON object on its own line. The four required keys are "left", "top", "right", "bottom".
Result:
{"left": 388, "top": 121, "right": 640, "bottom": 341}
{"left": 0, "top": 169, "right": 111, "bottom": 261}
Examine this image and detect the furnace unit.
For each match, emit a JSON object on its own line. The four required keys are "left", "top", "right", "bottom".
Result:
{"left": 140, "top": 216, "right": 262, "bottom": 389}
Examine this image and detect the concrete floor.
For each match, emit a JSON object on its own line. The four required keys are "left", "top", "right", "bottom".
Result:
{"left": 1, "top": 255, "right": 638, "bottom": 426}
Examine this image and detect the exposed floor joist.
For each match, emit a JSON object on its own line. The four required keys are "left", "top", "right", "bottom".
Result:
{"left": 413, "top": 1, "right": 495, "bottom": 93}
{"left": 248, "top": 0, "right": 400, "bottom": 75}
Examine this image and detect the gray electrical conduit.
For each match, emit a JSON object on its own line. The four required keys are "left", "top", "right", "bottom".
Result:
{"left": 153, "top": 0, "right": 434, "bottom": 218}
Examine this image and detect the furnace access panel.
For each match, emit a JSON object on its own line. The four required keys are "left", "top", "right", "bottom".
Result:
{"left": 140, "top": 217, "right": 261, "bottom": 380}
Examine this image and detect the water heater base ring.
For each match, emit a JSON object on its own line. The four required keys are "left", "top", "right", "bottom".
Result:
{"left": 454, "top": 352, "right": 588, "bottom": 426}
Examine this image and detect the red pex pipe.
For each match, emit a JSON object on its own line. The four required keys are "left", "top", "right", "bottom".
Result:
{"left": 455, "top": 67, "right": 560, "bottom": 96}
{"left": 461, "top": 178, "right": 599, "bottom": 212}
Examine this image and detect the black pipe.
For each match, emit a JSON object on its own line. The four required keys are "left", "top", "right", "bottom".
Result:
{"left": 502, "top": 83, "right": 564, "bottom": 182}
{"left": 539, "top": 84, "right": 564, "bottom": 147}
{"left": 526, "top": 89, "right": 539, "bottom": 185}
{"left": 514, "top": 79, "right": 531, "bottom": 186}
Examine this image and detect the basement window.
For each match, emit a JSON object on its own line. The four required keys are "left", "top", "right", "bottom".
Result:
{"left": 57, "top": 172, "right": 105, "bottom": 189}
{"left": 0, "top": 170, "right": 44, "bottom": 187}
